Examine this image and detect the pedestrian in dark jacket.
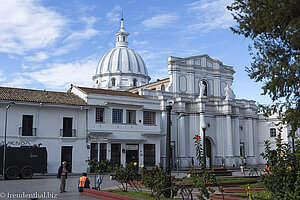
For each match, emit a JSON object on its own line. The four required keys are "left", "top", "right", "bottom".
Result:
{"left": 57, "top": 161, "right": 68, "bottom": 193}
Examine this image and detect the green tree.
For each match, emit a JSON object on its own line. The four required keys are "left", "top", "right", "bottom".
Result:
{"left": 227, "top": 0, "right": 300, "bottom": 146}
{"left": 260, "top": 134, "right": 300, "bottom": 199}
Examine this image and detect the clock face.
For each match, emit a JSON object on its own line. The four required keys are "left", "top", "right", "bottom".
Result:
{"left": 220, "top": 82, "right": 226, "bottom": 97}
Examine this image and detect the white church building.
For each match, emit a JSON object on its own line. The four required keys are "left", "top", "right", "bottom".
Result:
{"left": 0, "top": 18, "right": 296, "bottom": 173}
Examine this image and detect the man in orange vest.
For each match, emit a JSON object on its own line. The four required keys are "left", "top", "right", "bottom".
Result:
{"left": 78, "top": 173, "right": 90, "bottom": 192}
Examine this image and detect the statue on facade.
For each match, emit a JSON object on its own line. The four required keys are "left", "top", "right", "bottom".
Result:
{"left": 224, "top": 84, "right": 232, "bottom": 100}
{"left": 199, "top": 81, "right": 206, "bottom": 97}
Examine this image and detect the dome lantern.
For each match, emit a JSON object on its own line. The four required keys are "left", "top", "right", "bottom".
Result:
{"left": 115, "top": 18, "right": 129, "bottom": 48}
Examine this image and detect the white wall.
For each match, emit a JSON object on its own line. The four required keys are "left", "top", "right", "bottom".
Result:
{"left": 0, "top": 102, "right": 88, "bottom": 173}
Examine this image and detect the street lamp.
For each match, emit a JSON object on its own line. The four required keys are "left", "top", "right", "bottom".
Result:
{"left": 201, "top": 123, "right": 207, "bottom": 169}
{"left": 165, "top": 99, "right": 174, "bottom": 198}
{"left": 2, "top": 102, "right": 15, "bottom": 181}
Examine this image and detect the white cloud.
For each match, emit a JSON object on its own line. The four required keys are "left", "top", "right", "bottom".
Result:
{"left": 133, "top": 40, "right": 148, "bottom": 46}
{"left": 25, "top": 57, "right": 98, "bottom": 89}
{"left": 0, "top": 0, "right": 66, "bottom": 55}
{"left": 25, "top": 51, "right": 49, "bottom": 62}
{"left": 64, "top": 28, "right": 99, "bottom": 42}
{"left": 64, "top": 16, "right": 99, "bottom": 42}
{"left": 185, "top": 0, "right": 234, "bottom": 32}
{"left": 4, "top": 73, "right": 33, "bottom": 88}
{"left": 106, "top": 6, "right": 122, "bottom": 23}
{"left": 0, "top": 71, "right": 7, "bottom": 82}
{"left": 142, "top": 14, "right": 178, "bottom": 29}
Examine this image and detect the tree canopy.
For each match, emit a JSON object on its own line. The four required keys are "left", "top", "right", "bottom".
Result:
{"left": 227, "top": 0, "right": 300, "bottom": 138}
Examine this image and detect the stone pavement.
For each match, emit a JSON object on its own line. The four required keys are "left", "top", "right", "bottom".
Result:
{"left": 0, "top": 174, "right": 120, "bottom": 200}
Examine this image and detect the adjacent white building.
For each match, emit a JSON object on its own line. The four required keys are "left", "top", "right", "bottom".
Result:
{"left": 0, "top": 87, "right": 89, "bottom": 173}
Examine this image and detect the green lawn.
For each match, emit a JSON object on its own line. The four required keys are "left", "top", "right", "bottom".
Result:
{"left": 105, "top": 189, "right": 173, "bottom": 200}
{"left": 239, "top": 181, "right": 265, "bottom": 188}
{"left": 179, "top": 177, "right": 257, "bottom": 185}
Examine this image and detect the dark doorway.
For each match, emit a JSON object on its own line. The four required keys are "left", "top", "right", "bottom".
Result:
{"left": 90, "top": 143, "right": 98, "bottom": 161}
{"left": 63, "top": 117, "right": 73, "bottom": 137}
{"left": 144, "top": 144, "right": 155, "bottom": 167}
{"left": 61, "top": 146, "right": 72, "bottom": 172}
{"left": 111, "top": 144, "right": 121, "bottom": 165}
{"left": 126, "top": 144, "right": 139, "bottom": 164}
{"left": 22, "top": 115, "right": 33, "bottom": 136}
{"left": 100, "top": 143, "right": 107, "bottom": 161}
{"left": 205, "top": 138, "right": 212, "bottom": 168}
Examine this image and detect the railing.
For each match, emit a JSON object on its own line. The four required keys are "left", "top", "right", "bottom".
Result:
{"left": 60, "top": 129, "right": 76, "bottom": 137}
{"left": 19, "top": 127, "right": 37, "bottom": 136}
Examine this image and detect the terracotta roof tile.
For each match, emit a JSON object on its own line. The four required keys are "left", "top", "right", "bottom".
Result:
{"left": 77, "top": 86, "right": 147, "bottom": 99}
{"left": 0, "top": 86, "right": 88, "bottom": 106}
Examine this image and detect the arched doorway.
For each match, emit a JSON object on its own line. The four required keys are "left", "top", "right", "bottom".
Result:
{"left": 205, "top": 138, "right": 212, "bottom": 168}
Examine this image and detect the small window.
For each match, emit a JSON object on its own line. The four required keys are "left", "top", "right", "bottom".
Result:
{"left": 126, "top": 110, "right": 136, "bottom": 124}
{"left": 96, "top": 108, "right": 104, "bottom": 123}
{"left": 123, "top": 36, "right": 125, "bottom": 41}
{"left": 111, "top": 78, "right": 116, "bottom": 86}
{"left": 62, "top": 117, "right": 74, "bottom": 137}
{"left": 270, "top": 128, "right": 276, "bottom": 137}
{"left": 22, "top": 115, "right": 34, "bottom": 136}
{"left": 143, "top": 111, "right": 156, "bottom": 125}
{"left": 161, "top": 85, "right": 165, "bottom": 92}
{"left": 112, "top": 109, "right": 123, "bottom": 123}
{"left": 133, "top": 79, "right": 137, "bottom": 87}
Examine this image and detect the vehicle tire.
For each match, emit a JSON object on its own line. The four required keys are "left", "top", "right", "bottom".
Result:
{"left": 21, "top": 167, "right": 33, "bottom": 179}
{"left": 5, "top": 167, "right": 19, "bottom": 180}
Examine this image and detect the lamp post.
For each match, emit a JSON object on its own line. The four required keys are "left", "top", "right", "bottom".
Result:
{"left": 165, "top": 99, "right": 174, "bottom": 198}
{"left": 201, "top": 123, "right": 207, "bottom": 169}
{"left": 2, "top": 102, "right": 15, "bottom": 181}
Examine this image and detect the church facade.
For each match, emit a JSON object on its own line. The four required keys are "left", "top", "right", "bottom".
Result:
{"left": 0, "top": 18, "right": 296, "bottom": 173}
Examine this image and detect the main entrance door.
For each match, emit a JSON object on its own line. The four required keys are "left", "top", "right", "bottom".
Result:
{"left": 126, "top": 144, "right": 139, "bottom": 164}
{"left": 205, "top": 138, "right": 212, "bottom": 168}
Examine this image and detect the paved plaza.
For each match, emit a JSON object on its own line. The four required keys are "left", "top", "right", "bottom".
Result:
{"left": 0, "top": 174, "right": 119, "bottom": 200}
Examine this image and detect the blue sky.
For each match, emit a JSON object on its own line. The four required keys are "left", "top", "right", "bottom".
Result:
{"left": 0, "top": 0, "right": 272, "bottom": 104}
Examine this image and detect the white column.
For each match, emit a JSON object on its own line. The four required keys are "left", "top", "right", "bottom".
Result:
{"left": 226, "top": 115, "right": 233, "bottom": 156}
{"left": 179, "top": 115, "right": 186, "bottom": 157}
{"left": 234, "top": 117, "right": 240, "bottom": 157}
{"left": 160, "top": 111, "right": 167, "bottom": 157}
{"left": 247, "top": 118, "right": 254, "bottom": 157}
{"left": 215, "top": 115, "right": 223, "bottom": 166}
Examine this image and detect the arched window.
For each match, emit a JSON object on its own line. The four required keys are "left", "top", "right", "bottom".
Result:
{"left": 111, "top": 78, "right": 116, "bottom": 86}
{"left": 202, "top": 81, "right": 208, "bottom": 96}
{"left": 133, "top": 79, "right": 137, "bottom": 87}
{"left": 161, "top": 84, "right": 165, "bottom": 92}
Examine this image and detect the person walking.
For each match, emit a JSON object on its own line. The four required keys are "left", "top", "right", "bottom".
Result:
{"left": 57, "top": 161, "right": 68, "bottom": 193}
{"left": 78, "top": 173, "right": 90, "bottom": 192}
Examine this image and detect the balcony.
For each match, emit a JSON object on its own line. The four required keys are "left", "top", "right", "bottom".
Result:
{"left": 60, "top": 129, "right": 76, "bottom": 137}
{"left": 19, "top": 127, "right": 37, "bottom": 136}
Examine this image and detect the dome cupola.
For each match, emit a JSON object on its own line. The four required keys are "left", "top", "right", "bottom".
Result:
{"left": 93, "top": 18, "right": 150, "bottom": 91}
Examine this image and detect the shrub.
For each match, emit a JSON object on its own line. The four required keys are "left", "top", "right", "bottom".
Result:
{"left": 260, "top": 134, "right": 300, "bottom": 199}
{"left": 114, "top": 162, "right": 142, "bottom": 192}
{"left": 191, "top": 135, "right": 224, "bottom": 200}
{"left": 141, "top": 164, "right": 177, "bottom": 199}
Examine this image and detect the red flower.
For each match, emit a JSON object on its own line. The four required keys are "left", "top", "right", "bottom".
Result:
{"left": 194, "top": 135, "right": 201, "bottom": 140}
{"left": 155, "top": 165, "right": 158, "bottom": 168}
{"left": 206, "top": 180, "right": 209, "bottom": 184}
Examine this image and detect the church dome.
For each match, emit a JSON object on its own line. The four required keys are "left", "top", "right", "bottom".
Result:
{"left": 93, "top": 18, "right": 150, "bottom": 91}
{"left": 96, "top": 47, "right": 148, "bottom": 76}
